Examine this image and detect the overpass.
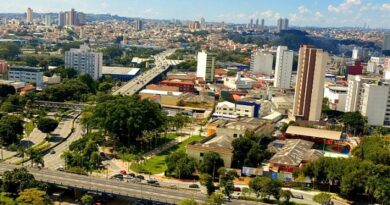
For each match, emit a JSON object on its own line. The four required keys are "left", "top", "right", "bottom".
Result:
{"left": 0, "top": 164, "right": 205, "bottom": 204}
{"left": 113, "top": 49, "right": 177, "bottom": 96}
{"left": 32, "top": 101, "right": 93, "bottom": 110}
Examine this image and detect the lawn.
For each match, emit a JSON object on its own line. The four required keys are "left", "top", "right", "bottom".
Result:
{"left": 130, "top": 135, "right": 204, "bottom": 174}
{"left": 25, "top": 121, "right": 35, "bottom": 137}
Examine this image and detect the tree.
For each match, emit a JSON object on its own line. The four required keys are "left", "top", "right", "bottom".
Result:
{"left": 81, "top": 194, "right": 94, "bottom": 205}
{"left": 16, "top": 188, "right": 51, "bottom": 205}
{"left": 78, "top": 73, "right": 97, "bottom": 93}
{"left": 223, "top": 180, "right": 234, "bottom": 199}
{"left": 206, "top": 192, "right": 224, "bottom": 205}
{"left": 0, "top": 43, "right": 21, "bottom": 60}
{"left": 280, "top": 190, "right": 293, "bottom": 202}
{"left": 232, "top": 137, "right": 254, "bottom": 167}
{"left": 0, "top": 84, "right": 16, "bottom": 97}
{"left": 249, "top": 176, "right": 263, "bottom": 198}
{"left": 179, "top": 199, "right": 198, "bottom": 205}
{"left": 166, "top": 151, "right": 196, "bottom": 179}
{"left": 313, "top": 193, "right": 332, "bottom": 204}
{"left": 0, "top": 115, "right": 24, "bottom": 146}
{"left": 341, "top": 112, "right": 367, "bottom": 135}
{"left": 244, "top": 144, "right": 271, "bottom": 167}
{"left": 37, "top": 117, "right": 58, "bottom": 138}
{"left": 199, "top": 152, "right": 224, "bottom": 177}
{"left": 25, "top": 56, "right": 39, "bottom": 67}
{"left": 200, "top": 174, "right": 215, "bottom": 196}
{"left": 2, "top": 168, "right": 41, "bottom": 194}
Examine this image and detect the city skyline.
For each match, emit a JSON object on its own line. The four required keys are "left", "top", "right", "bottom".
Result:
{"left": 0, "top": 0, "right": 389, "bottom": 28}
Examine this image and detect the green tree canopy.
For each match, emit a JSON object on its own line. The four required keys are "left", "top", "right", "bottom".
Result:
{"left": 199, "top": 152, "right": 224, "bottom": 177}
{"left": 16, "top": 188, "right": 51, "bottom": 205}
{"left": 165, "top": 151, "right": 197, "bottom": 179}
{"left": 37, "top": 117, "right": 58, "bottom": 134}
{"left": 312, "top": 193, "right": 332, "bottom": 204}
{"left": 0, "top": 115, "right": 24, "bottom": 146}
{"left": 0, "top": 84, "right": 16, "bottom": 97}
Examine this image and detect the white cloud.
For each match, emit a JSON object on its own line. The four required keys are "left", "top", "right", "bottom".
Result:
{"left": 382, "top": 3, "right": 390, "bottom": 11}
{"left": 298, "top": 5, "right": 309, "bottom": 14}
{"left": 315, "top": 11, "right": 323, "bottom": 18}
{"left": 328, "top": 0, "right": 361, "bottom": 13}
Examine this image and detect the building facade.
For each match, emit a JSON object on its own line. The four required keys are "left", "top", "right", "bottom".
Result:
{"left": 8, "top": 66, "right": 44, "bottom": 88}
{"left": 250, "top": 50, "right": 273, "bottom": 75}
{"left": 345, "top": 75, "right": 377, "bottom": 112}
{"left": 196, "top": 51, "right": 216, "bottom": 83}
{"left": 26, "top": 8, "right": 33, "bottom": 23}
{"left": 293, "top": 45, "right": 328, "bottom": 122}
{"left": 274, "top": 46, "right": 293, "bottom": 89}
{"left": 65, "top": 44, "right": 103, "bottom": 80}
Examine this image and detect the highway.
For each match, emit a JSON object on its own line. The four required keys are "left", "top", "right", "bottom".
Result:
{"left": 0, "top": 163, "right": 206, "bottom": 204}
{"left": 43, "top": 113, "right": 83, "bottom": 169}
{"left": 113, "top": 49, "right": 177, "bottom": 96}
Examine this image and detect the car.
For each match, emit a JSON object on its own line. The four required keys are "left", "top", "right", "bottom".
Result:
{"left": 110, "top": 174, "right": 123, "bottom": 181}
{"left": 233, "top": 187, "right": 241, "bottom": 192}
{"left": 56, "top": 167, "right": 65, "bottom": 172}
{"left": 150, "top": 182, "right": 160, "bottom": 187}
{"left": 189, "top": 184, "right": 200, "bottom": 189}
{"left": 50, "top": 150, "right": 56, "bottom": 154}
{"left": 127, "top": 173, "right": 136, "bottom": 177}
{"left": 147, "top": 178, "right": 158, "bottom": 184}
{"left": 168, "top": 184, "right": 177, "bottom": 189}
{"left": 136, "top": 175, "right": 145, "bottom": 180}
{"left": 123, "top": 174, "right": 134, "bottom": 180}
{"left": 293, "top": 194, "right": 304, "bottom": 199}
{"left": 129, "top": 178, "right": 141, "bottom": 183}
{"left": 119, "top": 170, "right": 127, "bottom": 175}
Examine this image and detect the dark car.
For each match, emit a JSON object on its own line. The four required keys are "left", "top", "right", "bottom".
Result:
{"left": 110, "top": 174, "right": 123, "bottom": 181}
{"left": 136, "top": 175, "right": 145, "bottom": 180}
{"left": 147, "top": 178, "right": 158, "bottom": 184}
{"left": 293, "top": 194, "right": 304, "bottom": 199}
{"left": 189, "top": 184, "right": 199, "bottom": 189}
{"left": 127, "top": 173, "right": 136, "bottom": 177}
{"left": 50, "top": 150, "right": 56, "bottom": 154}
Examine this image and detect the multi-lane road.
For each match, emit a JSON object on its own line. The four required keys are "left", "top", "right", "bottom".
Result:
{"left": 113, "top": 49, "right": 176, "bottom": 96}
{"left": 43, "top": 113, "right": 83, "bottom": 169}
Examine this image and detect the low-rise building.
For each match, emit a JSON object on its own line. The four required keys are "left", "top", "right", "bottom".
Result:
{"left": 224, "top": 72, "right": 254, "bottom": 90}
{"left": 268, "top": 139, "right": 323, "bottom": 173}
{"left": 8, "top": 66, "right": 44, "bottom": 88}
{"left": 207, "top": 118, "right": 272, "bottom": 138}
{"left": 102, "top": 66, "right": 140, "bottom": 81}
{"left": 271, "top": 96, "right": 294, "bottom": 115}
{"left": 324, "top": 85, "right": 348, "bottom": 112}
{"left": 160, "top": 79, "right": 196, "bottom": 93}
{"left": 43, "top": 74, "right": 61, "bottom": 85}
{"left": 186, "top": 135, "right": 234, "bottom": 168}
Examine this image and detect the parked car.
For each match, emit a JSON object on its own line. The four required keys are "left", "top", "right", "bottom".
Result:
{"left": 293, "top": 194, "right": 304, "bottom": 199}
{"left": 130, "top": 178, "right": 142, "bottom": 183}
{"left": 127, "top": 173, "right": 136, "bottom": 177}
{"left": 123, "top": 174, "right": 134, "bottom": 180}
{"left": 110, "top": 174, "right": 123, "bottom": 181}
{"left": 50, "top": 150, "right": 56, "bottom": 154}
{"left": 136, "top": 175, "right": 145, "bottom": 180}
{"left": 147, "top": 178, "right": 158, "bottom": 184}
{"left": 119, "top": 170, "right": 127, "bottom": 175}
{"left": 56, "top": 167, "right": 65, "bottom": 172}
{"left": 189, "top": 184, "right": 200, "bottom": 189}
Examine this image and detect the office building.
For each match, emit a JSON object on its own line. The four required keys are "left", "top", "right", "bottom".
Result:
{"left": 65, "top": 44, "right": 103, "bottom": 80}
{"left": 26, "top": 8, "right": 33, "bottom": 23}
{"left": 274, "top": 46, "right": 294, "bottom": 89}
{"left": 200, "top": 17, "right": 206, "bottom": 29}
{"left": 58, "top": 12, "right": 65, "bottom": 27}
{"left": 345, "top": 75, "right": 377, "bottom": 112}
{"left": 250, "top": 50, "right": 273, "bottom": 75}
{"left": 136, "top": 19, "right": 143, "bottom": 31}
{"left": 249, "top": 19, "right": 253, "bottom": 29}
{"left": 190, "top": 21, "right": 200, "bottom": 30}
{"left": 293, "top": 45, "right": 328, "bottom": 122}
{"left": 383, "top": 33, "right": 390, "bottom": 51}
{"left": 70, "top": 8, "right": 77, "bottom": 25}
{"left": 8, "top": 66, "right": 44, "bottom": 88}
{"left": 255, "top": 19, "right": 259, "bottom": 29}
{"left": 196, "top": 51, "right": 216, "bottom": 83}
{"left": 261, "top": 19, "right": 265, "bottom": 29}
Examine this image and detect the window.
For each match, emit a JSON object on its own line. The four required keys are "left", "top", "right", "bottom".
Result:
{"left": 200, "top": 153, "right": 204, "bottom": 157}
{"left": 233, "top": 134, "right": 238, "bottom": 138}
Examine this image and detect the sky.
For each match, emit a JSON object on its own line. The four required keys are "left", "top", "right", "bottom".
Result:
{"left": 0, "top": 0, "right": 389, "bottom": 28}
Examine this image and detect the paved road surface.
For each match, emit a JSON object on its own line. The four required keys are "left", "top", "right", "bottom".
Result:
{"left": 113, "top": 49, "right": 176, "bottom": 96}
{"left": 44, "top": 115, "right": 83, "bottom": 170}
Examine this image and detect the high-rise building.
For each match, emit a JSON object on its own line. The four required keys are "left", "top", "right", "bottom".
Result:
{"left": 383, "top": 33, "right": 390, "bottom": 51}
{"left": 274, "top": 46, "right": 294, "bottom": 89}
{"left": 196, "top": 51, "right": 216, "bottom": 83}
{"left": 77, "top": 12, "right": 86, "bottom": 25}
{"left": 249, "top": 19, "right": 253, "bottom": 29}
{"left": 293, "top": 45, "right": 328, "bottom": 121}
{"left": 345, "top": 75, "right": 377, "bottom": 112}
{"left": 250, "top": 50, "right": 273, "bottom": 75}
{"left": 200, "top": 17, "right": 206, "bottom": 29}
{"left": 26, "top": 8, "right": 33, "bottom": 23}
{"left": 65, "top": 44, "right": 103, "bottom": 80}
{"left": 65, "top": 12, "right": 71, "bottom": 26}
{"left": 255, "top": 19, "right": 259, "bottom": 29}
{"left": 277, "top": 18, "right": 289, "bottom": 32}
{"left": 70, "top": 8, "right": 77, "bottom": 25}
{"left": 261, "top": 19, "right": 265, "bottom": 29}
{"left": 190, "top": 21, "right": 200, "bottom": 30}
{"left": 136, "top": 19, "right": 143, "bottom": 31}
{"left": 58, "top": 12, "right": 65, "bottom": 27}
{"left": 360, "top": 83, "right": 390, "bottom": 126}
{"left": 44, "top": 15, "right": 51, "bottom": 27}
